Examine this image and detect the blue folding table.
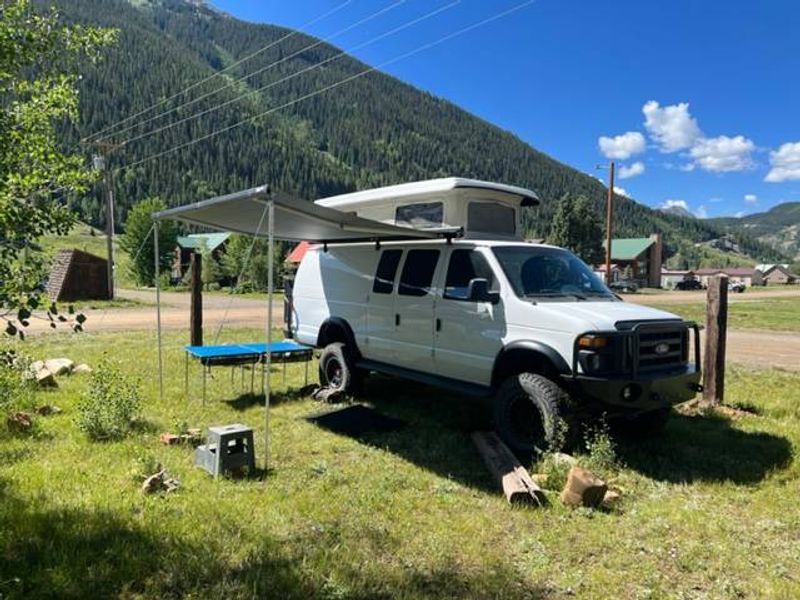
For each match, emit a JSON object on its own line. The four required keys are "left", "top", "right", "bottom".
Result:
{"left": 184, "top": 340, "right": 314, "bottom": 403}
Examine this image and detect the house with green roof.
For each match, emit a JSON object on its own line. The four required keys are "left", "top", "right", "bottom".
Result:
{"left": 171, "top": 233, "right": 231, "bottom": 284}
{"left": 600, "top": 234, "right": 663, "bottom": 288}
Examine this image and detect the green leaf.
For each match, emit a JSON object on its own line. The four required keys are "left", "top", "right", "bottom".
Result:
{"left": 6, "top": 323, "right": 18, "bottom": 337}
{"left": 75, "top": 313, "right": 87, "bottom": 324}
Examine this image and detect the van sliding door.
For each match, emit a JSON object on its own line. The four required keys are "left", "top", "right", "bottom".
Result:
{"left": 365, "top": 249, "right": 402, "bottom": 363}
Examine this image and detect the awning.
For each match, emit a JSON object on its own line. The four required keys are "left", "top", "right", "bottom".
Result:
{"left": 153, "top": 185, "right": 461, "bottom": 243}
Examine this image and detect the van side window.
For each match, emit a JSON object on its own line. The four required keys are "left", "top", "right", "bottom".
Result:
{"left": 398, "top": 249, "right": 440, "bottom": 296}
{"left": 444, "top": 250, "right": 496, "bottom": 300}
{"left": 372, "top": 249, "right": 402, "bottom": 294}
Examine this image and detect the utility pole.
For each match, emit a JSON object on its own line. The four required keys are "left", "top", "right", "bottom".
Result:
{"left": 92, "top": 141, "right": 123, "bottom": 300}
{"left": 604, "top": 161, "right": 615, "bottom": 284}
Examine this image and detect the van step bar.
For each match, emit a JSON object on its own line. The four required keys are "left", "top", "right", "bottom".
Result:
{"left": 355, "top": 359, "right": 491, "bottom": 398}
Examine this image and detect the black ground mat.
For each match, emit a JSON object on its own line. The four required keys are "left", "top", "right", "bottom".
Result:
{"left": 305, "top": 404, "right": 406, "bottom": 436}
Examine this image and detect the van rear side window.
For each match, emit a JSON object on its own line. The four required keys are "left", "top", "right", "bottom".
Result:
{"left": 372, "top": 249, "right": 402, "bottom": 294}
{"left": 398, "top": 249, "right": 440, "bottom": 296}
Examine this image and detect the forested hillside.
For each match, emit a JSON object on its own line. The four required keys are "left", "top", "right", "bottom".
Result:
{"left": 48, "top": 0, "right": 784, "bottom": 262}
{"left": 710, "top": 203, "right": 800, "bottom": 261}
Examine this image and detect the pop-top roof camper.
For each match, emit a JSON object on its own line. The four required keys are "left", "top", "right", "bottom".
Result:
{"left": 315, "top": 178, "right": 539, "bottom": 240}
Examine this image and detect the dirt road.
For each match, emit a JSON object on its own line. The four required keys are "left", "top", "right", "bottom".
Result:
{"left": 627, "top": 287, "right": 800, "bottom": 305}
{"left": 23, "top": 288, "right": 283, "bottom": 336}
{"left": 21, "top": 288, "right": 799, "bottom": 371}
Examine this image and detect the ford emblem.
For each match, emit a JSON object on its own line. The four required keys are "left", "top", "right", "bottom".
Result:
{"left": 654, "top": 342, "right": 670, "bottom": 356}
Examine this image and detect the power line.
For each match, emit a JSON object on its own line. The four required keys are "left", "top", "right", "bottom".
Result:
{"left": 83, "top": 0, "right": 355, "bottom": 143}
{"left": 102, "top": 0, "right": 407, "bottom": 145}
{"left": 121, "top": 0, "right": 535, "bottom": 172}
{"left": 121, "top": 0, "right": 457, "bottom": 147}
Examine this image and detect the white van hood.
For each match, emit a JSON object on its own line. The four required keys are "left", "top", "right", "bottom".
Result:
{"left": 534, "top": 300, "right": 684, "bottom": 332}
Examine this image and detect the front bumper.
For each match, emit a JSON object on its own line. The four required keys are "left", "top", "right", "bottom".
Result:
{"left": 566, "top": 320, "right": 702, "bottom": 412}
{"left": 566, "top": 366, "right": 702, "bottom": 411}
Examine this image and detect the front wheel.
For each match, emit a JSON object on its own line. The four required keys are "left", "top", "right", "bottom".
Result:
{"left": 318, "top": 342, "right": 363, "bottom": 395}
{"left": 493, "top": 372, "right": 577, "bottom": 456}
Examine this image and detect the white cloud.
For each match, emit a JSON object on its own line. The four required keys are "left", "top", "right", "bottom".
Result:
{"left": 598, "top": 131, "right": 646, "bottom": 159}
{"left": 614, "top": 186, "right": 629, "bottom": 197}
{"left": 689, "top": 135, "right": 755, "bottom": 172}
{"left": 735, "top": 211, "right": 746, "bottom": 218}
{"left": 618, "top": 161, "right": 645, "bottom": 179}
{"left": 659, "top": 199, "right": 707, "bottom": 218}
{"left": 744, "top": 193, "right": 758, "bottom": 205}
{"left": 765, "top": 142, "right": 800, "bottom": 182}
{"left": 642, "top": 100, "right": 702, "bottom": 152}
{"left": 661, "top": 199, "right": 690, "bottom": 211}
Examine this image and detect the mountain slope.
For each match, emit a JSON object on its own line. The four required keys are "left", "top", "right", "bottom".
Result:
{"left": 50, "top": 0, "right": 785, "bottom": 263}
{"left": 710, "top": 203, "right": 800, "bottom": 260}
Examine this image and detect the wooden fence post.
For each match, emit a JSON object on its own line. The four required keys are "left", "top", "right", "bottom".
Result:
{"left": 702, "top": 274, "right": 728, "bottom": 407}
{"left": 190, "top": 251, "right": 203, "bottom": 346}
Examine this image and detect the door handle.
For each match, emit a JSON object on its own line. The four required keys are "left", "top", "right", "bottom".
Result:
{"left": 435, "top": 318, "right": 442, "bottom": 332}
{"left": 395, "top": 313, "right": 400, "bottom": 326}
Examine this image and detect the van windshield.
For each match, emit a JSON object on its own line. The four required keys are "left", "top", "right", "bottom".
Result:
{"left": 492, "top": 246, "right": 616, "bottom": 301}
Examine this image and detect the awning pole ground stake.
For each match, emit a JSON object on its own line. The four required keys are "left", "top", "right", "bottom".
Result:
{"left": 471, "top": 431, "right": 546, "bottom": 506}
{"left": 154, "top": 219, "right": 164, "bottom": 399}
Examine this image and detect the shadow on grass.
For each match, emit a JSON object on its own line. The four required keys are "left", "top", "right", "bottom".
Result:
{"left": 618, "top": 411, "right": 793, "bottom": 484}
{"left": 0, "top": 476, "right": 549, "bottom": 599}
{"left": 224, "top": 384, "right": 316, "bottom": 411}
{"left": 324, "top": 375, "right": 497, "bottom": 493}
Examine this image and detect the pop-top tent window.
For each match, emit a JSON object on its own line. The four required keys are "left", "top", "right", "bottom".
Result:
{"left": 467, "top": 202, "right": 516, "bottom": 236}
{"left": 395, "top": 202, "right": 444, "bottom": 228}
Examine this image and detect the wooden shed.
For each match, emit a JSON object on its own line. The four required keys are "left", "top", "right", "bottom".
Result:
{"left": 47, "top": 249, "right": 110, "bottom": 302}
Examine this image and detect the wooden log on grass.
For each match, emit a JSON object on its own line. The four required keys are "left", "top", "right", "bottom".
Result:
{"left": 560, "top": 466, "right": 607, "bottom": 508}
{"left": 471, "top": 431, "right": 546, "bottom": 506}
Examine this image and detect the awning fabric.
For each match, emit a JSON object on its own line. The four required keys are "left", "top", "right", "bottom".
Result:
{"left": 153, "top": 185, "right": 460, "bottom": 243}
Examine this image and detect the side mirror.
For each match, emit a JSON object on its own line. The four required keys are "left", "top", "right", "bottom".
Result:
{"left": 467, "top": 278, "right": 500, "bottom": 304}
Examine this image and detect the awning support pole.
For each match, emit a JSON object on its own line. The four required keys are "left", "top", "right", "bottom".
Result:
{"left": 154, "top": 219, "right": 164, "bottom": 399}
{"left": 264, "top": 194, "right": 274, "bottom": 475}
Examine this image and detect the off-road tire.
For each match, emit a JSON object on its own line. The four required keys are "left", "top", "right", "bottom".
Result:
{"left": 493, "top": 372, "right": 577, "bottom": 457}
{"left": 318, "top": 342, "right": 363, "bottom": 395}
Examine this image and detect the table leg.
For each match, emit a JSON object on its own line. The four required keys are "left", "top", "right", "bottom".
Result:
{"left": 304, "top": 355, "right": 309, "bottom": 386}
{"left": 283, "top": 359, "right": 286, "bottom": 386}
{"left": 203, "top": 364, "right": 207, "bottom": 405}
{"left": 250, "top": 360, "right": 255, "bottom": 394}
{"left": 185, "top": 353, "right": 189, "bottom": 400}
{"left": 260, "top": 355, "right": 266, "bottom": 396}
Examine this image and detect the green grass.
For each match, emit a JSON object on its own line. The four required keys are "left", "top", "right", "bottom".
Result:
{"left": 1, "top": 329, "right": 799, "bottom": 598}
{"left": 646, "top": 297, "right": 800, "bottom": 332}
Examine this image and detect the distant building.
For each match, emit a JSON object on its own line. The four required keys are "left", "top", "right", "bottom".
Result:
{"left": 694, "top": 267, "right": 763, "bottom": 287}
{"left": 47, "top": 249, "right": 110, "bottom": 302}
{"left": 171, "top": 232, "right": 230, "bottom": 283}
{"left": 760, "top": 264, "right": 797, "bottom": 285}
{"left": 661, "top": 268, "right": 695, "bottom": 289}
{"left": 600, "top": 234, "right": 663, "bottom": 287}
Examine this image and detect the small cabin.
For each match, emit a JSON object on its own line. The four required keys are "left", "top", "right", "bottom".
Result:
{"left": 314, "top": 178, "right": 539, "bottom": 241}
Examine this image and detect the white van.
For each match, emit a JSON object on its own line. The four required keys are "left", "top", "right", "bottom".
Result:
{"left": 289, "top": 179, "right": 701, "bottom": 454}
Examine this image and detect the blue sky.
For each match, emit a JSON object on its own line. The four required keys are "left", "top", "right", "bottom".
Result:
{"left": 211, "top": 0, "right": 800, "bottom": 218}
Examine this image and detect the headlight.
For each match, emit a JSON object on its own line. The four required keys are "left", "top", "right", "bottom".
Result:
{"left": 577, "top": 334, "right": 608, "bottom": 349}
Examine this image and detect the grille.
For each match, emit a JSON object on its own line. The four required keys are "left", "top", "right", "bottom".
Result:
{"left": 637, "top": 329, "right": 687, "bottom": 371}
